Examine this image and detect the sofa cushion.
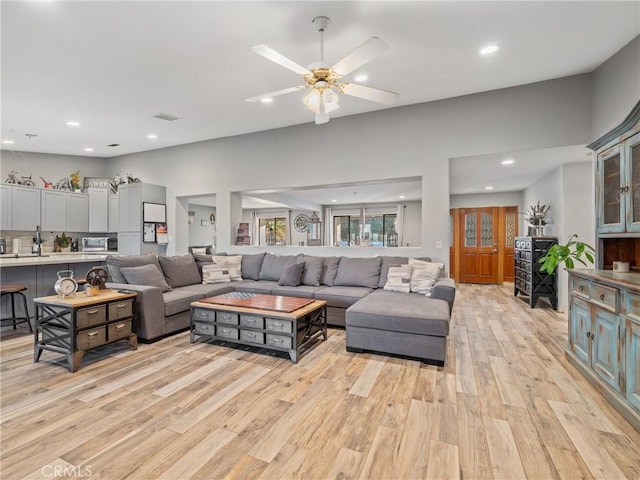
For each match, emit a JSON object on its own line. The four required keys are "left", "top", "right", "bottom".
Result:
{"left": 212, "top": 255, "right": 242, "bottom": 281}
{"left": 241, "top": 252, "right": 266, "bottom": 280}
{"left": 346, "top": 289, "right": 450, "bottom": 337}
{"left": 334, "top": 257, "right": 382, "bottom": 289}
{"left": 297, "top": 256, "right": 323, "bottom": 286}
{"left": 320, "top": 256, "right": 341, "bottom": 286}
{"left": 158, "top": 254, "right": 202, "bottom": 288}
{"left": 179, "top": 282, "right": 236, "bottom": 298}
{"left": 314, "top": 286, "right": 374, "bottom": 309}
{"left": 202, "top": 264, "right": 232, "bottom": 284}
{"left": 279, "top": 262, "right": 304, "bottom": 286}
{"left": 120, "top": 264, "right": 172, "bottom": 292}
{"left": 270, "top": 285, "right": 325, "bottom": 298}
{"left": 409, "top": 259, "right": 443, "bottom": 296}
{"left": 259, "top": 254, "right": 297, "bottom": 281}
{"left": 234, "top": 280, "right": 279, "bottom": 294}
{"left": 106, "top": 255, "right": 161, "bottom": 284}
{"left": 163, "top": 288, "right": 205, "bottom": 317}
{"left": 378, "top": 256, "right": 409, "bottom": 288}
{"left": 383, "top": 264, "right": 412, "bottom": 293}
{"left": 189, "top": 245, "right": 216, "bottom": 254}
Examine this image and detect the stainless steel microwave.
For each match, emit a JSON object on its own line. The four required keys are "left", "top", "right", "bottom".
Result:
{"left": 82, "top": 237, "right": 109, "bottom": 251}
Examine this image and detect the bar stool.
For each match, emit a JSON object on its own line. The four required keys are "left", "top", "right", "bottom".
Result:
{"left": 1, "top": 284, "right": 33, "bottom": 333}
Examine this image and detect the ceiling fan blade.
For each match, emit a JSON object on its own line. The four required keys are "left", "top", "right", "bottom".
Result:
{"left": 315, "top": 112, "right": 330, "bottom": 125}
{"left": 340, "top": 83, "right": 399, "bottom": 105}
{"left": 331, "top": 37, "right": 389, "bottom": 77}
{"left": 252, "top": 45, "right": 311, "bottom": 75}
{"left": 245, "top": 86, "right": 306, "bottom": 103}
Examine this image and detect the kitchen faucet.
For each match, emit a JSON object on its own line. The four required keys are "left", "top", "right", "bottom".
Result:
{"left": 35, "top": 225, "right": 42, "bottom": 256}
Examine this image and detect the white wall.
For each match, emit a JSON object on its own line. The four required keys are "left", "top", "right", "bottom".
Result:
{"left": 450, "top": 191, "right": 522, "bottom": 210}
{"left": 592, "top": 35, "right": 640, "bottom": 138}
{"left": 103, "top": 74, "right": 593, "bottom": 264}
{"left": 187, "top": 204, "right": 216, "bottom": 248}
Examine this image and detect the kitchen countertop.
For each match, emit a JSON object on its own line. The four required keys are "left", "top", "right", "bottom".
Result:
{"left": 0, "top": 251, "right": 117, "bottom": 267}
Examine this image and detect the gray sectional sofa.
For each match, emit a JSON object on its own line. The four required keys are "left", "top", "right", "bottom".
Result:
{"left": 105, "top": 252, "right": 456, "bottom": 365}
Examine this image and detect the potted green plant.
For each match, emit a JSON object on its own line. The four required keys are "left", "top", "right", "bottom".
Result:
{"left": 539, "top": 234, "right": 596, "bottom": 275}
{"left": 55, "top": 233, "right": 72, "bottom": 252}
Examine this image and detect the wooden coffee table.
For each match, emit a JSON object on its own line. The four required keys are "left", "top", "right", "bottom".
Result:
{"left": 190, "top": 292, "right": 327, "bottom": 363}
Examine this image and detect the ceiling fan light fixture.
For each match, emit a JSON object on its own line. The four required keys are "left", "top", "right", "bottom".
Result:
{"left": 303, "top": 87, "right": 340, "bottom": 114}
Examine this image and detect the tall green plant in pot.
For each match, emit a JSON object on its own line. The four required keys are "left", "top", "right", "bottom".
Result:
{"left": 539, "top": 234, "right": 596, "bottom": 275}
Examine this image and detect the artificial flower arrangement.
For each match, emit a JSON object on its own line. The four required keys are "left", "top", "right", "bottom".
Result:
{"left": 524, "top": 201, "right": 551, "bottom": 226}
{"left": 110, "top": 172, "right": 140, "bottom": 193}
{"left": 70, "top": 171, "right": 81, "bottom": 191}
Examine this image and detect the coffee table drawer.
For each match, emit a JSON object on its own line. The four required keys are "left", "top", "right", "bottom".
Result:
{"left": 193, "top": 321, "right": 215, "bottom": 336}
{"left": 240, "top": 330, "right": 265, "bottom": 345}
{"left": 217, "top": 311, "right": 239, "bottom": 325}
{"left": 266, "top": 333, "right": 292, "bottom": 349}
{"left": 77, "top": 305, "right": 106, "bottom": 329}
{"left": 192, "top": 308, "right": 215, "bottom": 322}
{"left": 108, "top": 320, "right": 132, "bottom": 342}
{"left": 77, "top": 327, "right": 107, "bottom": 350}
{"left": 108, "top": 300, "right": 133, "bottom": 321}
{"left": 266, "top": 318, "right": 293, "bottom": 333}
{"left": 216, "top": 325, "right": 239, "bottom": 340}
{"left": 240, "top": 314, "right": 264, "bottom": 329}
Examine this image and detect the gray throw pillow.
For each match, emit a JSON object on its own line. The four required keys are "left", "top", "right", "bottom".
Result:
{"left": 259, "top": 254, "right": 297, "bottom": 281}
{"left": 241, "top": 252, "right": 266, "bottom": 280}
{"left": 297, "top": 256, "right": 323, "bottom": 286}
{"left": 278, "top": 262, "right": 305, "bottom": 286}
{"left": 320, "top": 256, "right": 341, "bottom": 286}
{"left": 334, "top": 257, "right": 382, "bottom": 289}
{"left": 120, "top": 264, "right": 172, "bottom": 292}
{"left": 158, "top": 255, "right": 201, "bottom": 288}
{"left": 378, "top": 256, "right": 410, "bottom": 288}
{"left": 106, "top": 255, "right": 161, "bottom": 284}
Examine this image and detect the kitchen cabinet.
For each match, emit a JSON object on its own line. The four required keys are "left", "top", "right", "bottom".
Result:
{"left": 117, "top": 182, "right": 166, "bottom": 255}
{"left": 108, "top": 194, "right": 119, "bottom": 233}
{"left": 66, "top": 193, "right": 89, "bottom": 232}
{"left": 88, "top": 188, "right": 109, "bottom": 233}
{"left": 1, "top": 185, "right": 12, "bottom": 231}
{"left": 12, "top": 186, "right": 41, "bottom": 231}
{"left": 41, "top": 190, "right": 67, "bottom": 231}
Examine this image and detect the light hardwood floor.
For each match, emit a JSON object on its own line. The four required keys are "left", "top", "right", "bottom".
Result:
{"left": 1, "top": 284, "right": 639, "bottom": 480}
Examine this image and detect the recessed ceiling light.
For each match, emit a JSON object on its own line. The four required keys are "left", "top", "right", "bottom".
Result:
{"left": 84, "top": 147, "right": 93, "bottom": 152}
{"left": 480, "top": 44, "right": 499, "bottom": 55}
{"left": 501, "top": 159, "right": 514, "bottom": 165}
{"left": 398, "top": 195, "right": 406, "bottom": 199}
{"left": 66, "top": 121, "right": 80, "bottom": 127}
{"left": 331, "top": 199, "right": 337, "bottom": 203}
{"left": 147, "top": 134, "right": 157, "bottom": 139}
{"left": 485, "top": 186, "right": 494, "bottom": 190}
{"left": 260, "top": 98, "right": 273, "bottom": 104}
{"left": 354, "top": 74, "right": 368, "bottom": 83}
{"left": 2, "top": 140, "right": 15, "bottom": 145}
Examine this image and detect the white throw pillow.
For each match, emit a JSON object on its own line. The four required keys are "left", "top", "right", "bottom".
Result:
{"left": 409, "top": 259, "right": 443, "bottom": 296}
{"left": 383, "top": 264, "right": 413, "bottom": 293}
{"left": 202, "top": 264, "right": 231, "bottom": 284}
{"left": 211, "top": 255, "right": 242, "bottom": 281}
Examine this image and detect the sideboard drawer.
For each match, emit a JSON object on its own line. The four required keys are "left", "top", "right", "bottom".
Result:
{"left": 266, "top": 318, "right": 293, "bottom": 333}
{"left": 108, "top": 300, "right": 133, "bottom": 321}
{"left": 77, "top": 305, "right": 106, "bottom": 329}
{"left": 216, "top": 311, "right": 239, "bottom": 325}
{"left": 108, "top": 320, "right": 132, "bottom": 342}
{"left": 240, "top": 330, "right": 265, "bottom": 345}
{"left": 266, "top": 333, "right": 293, "bottom": 350}
{"left": 591, "top": 283, "right": 619, "bottom": 312}
{"left": 216, "top": 325, "right": 239, "bottom": 340}
{"left": 77, "top": 327, "right": 107, "bottom": 350}
{"left": 571, "top": 277, "right": 591, "bottom": 299}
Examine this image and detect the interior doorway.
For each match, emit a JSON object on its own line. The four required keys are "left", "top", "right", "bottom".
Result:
{"left": 450, "top": 206, "right": 518, "bottom": 284}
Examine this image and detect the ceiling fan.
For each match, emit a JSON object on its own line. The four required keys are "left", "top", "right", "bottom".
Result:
{"left": 246, "top": 16, "right": 399, "bottom": 125}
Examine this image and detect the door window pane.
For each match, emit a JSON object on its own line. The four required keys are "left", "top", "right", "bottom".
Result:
{"left": 631, "top": 143, "right": 640, "bottom": 223}
{"left": 481, "top": 212, "right": 493, "bottom": 246}
{"left": 465, "top": 213, "right": 476, "bottom": 247}
{"left": 603, "top": 154, "right": 621, "bottom": 225}
{"left": 505, "top": 210, "right": 516, "bottom": 246}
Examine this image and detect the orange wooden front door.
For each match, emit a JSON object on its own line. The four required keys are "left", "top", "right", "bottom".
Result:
{"left": 459, "top": 207, "right": 499, "bottom": 284}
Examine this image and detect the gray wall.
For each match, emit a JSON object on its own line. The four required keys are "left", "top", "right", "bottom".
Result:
{"left": 592, "top": 35, "right": 640, "bottom": 138}
{"left": 187, "top": 204, "right": 216, "bottom": 248}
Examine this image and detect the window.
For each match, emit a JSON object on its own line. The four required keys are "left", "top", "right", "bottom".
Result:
{"left": 258, "top": 217, "right": 286, "bottom": 245}
{"left": 332, "top": 213, "right": 397, "bottom": 246}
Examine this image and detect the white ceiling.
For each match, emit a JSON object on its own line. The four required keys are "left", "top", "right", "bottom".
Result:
{"left": 2, "top": 1, "right": 638, "bottom": 199}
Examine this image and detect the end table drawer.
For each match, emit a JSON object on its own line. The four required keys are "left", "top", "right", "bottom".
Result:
{"left": 240, "top": 314, "right": 264, "bottom": 329}
{"left": 108, "top": 300, "right": 133, "bottom": 321}
{"left": 266, "top": 318, "right": 293, "bottom": 333}
{"left": 266, "top": 334, "right": 292, "bottom": 349}
{"left": 77, "top": 327, "right": 106, "bottom": 350}
{"left": 108, "top": 320, "right": 132, "bottom": 342}
{"left": 217, "top": 311, "right": 239, "bottom": 325}
{"left": 240, "top": 330, "right": 265, "bottom": 345}
{"left": 194, "top": 322, "right": 215, "bottom": 335}
{"left": 192, "top": 308, "right": 215, "bottom": 322}
{"left": 77, "top": 305, "right": 106, "bottom": 329}
{"left": 216, "top": 325, "right": 239, "bottom": 340}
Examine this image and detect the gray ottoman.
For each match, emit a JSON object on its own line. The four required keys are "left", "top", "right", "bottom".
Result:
{"left": 345, "top": 290, "right": 451, "bottom": 366}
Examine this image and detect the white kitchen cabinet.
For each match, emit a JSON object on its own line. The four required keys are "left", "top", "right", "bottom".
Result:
{"left": 1, "top": 185, "right": 12, "bottom": 231}
{"left": 41, "top": 190, "right": 67, "bottom": 231}
{"left": 12, "top": 186, "right": 41, "bottom": 231}
{"left": 117, "top": 232, "right": 141, "bottom": 255}
{"left": 66, "top": 193, "right": 89, "bottom": 232}
{"left": 108, "top": 194, "right": 119, "bottom": 233}
{"left": 88, "top": 188, "right": 109, "bottom": 232}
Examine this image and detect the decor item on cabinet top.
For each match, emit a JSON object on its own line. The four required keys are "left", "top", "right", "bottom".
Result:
{"left": 538, "top": 234, "right": 595, "bottom": 275}
{"left": 109, "top": 172, "right": 140, "bottom": 193}
{"left": 40, "top": 177, "right": 54, "bottom": 189}
{"left": 70, "top": 171, "right": 81, "bottom": 192}
{"left": 54, "top": 176, "right": 72, "bottom": 190}
{"left": 523, "top": 201, "right": 551, "bottom": 236}
{"left": 5, "top": 170, "right": 35, "bottom": 186}
{"left": 54, "top": 233, "right": 72, "bottom": 252}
